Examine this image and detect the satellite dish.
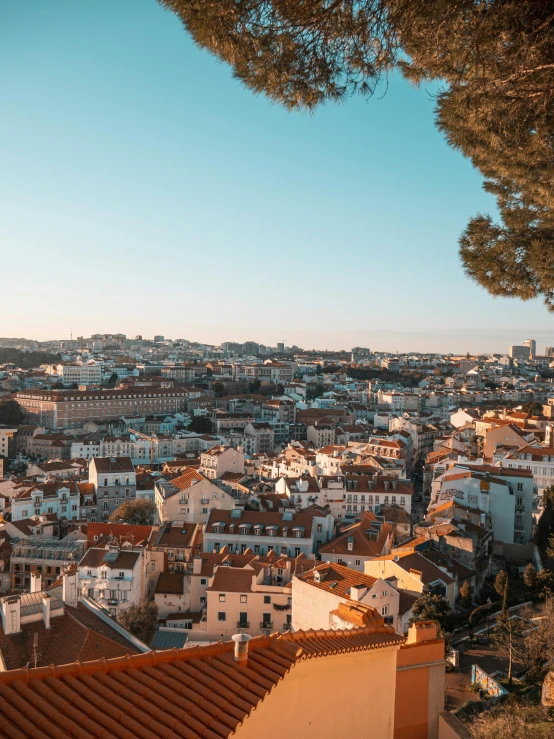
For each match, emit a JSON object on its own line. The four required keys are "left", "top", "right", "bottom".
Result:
{"left": 393, "top": 555, "right": 399, "bottom": 563}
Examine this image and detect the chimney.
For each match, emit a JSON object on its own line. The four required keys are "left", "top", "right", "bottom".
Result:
{"left": 407, "top": 621, "right": 437, "bottom": 644}
{"left": 42, "top": 594, "right": 51, "bottom": 629}
{"left": 232, "top": 633, "right": 252, "bottom": 663}
{"left": 193, "top": 555, "right": 203, "bottom": 575}
{"left": 349, "top": 584, "right": 367, "bottom": 602}
{"left": 30, "top": 572, "right": 42, "bottom": 594}
{"left": 2, "top": 596, "right": 21, "bottom": 635}
{"left": 62, "top": 567, "right": 78, "bottom": 607}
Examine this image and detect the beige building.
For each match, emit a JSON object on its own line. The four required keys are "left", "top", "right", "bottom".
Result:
{"left": 15, "top": 387, "right": 190, "bottom": 429}
{"left": 199, "top": 445, "right": 245, "bottom": 480}
{"left": 364, "top": 551, "right": 457, "bottom": 607}
{"left": 154, "top": 468, "right": 235, "bottom": 524}
{"left": 0, "top": 616, "right": 446, "bottom": 739}
{"left": 292, "top": 561, "right": 401, "bottom": 632}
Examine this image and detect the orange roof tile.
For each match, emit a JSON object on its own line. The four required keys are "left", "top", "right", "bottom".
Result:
{"left": 0, "top": 627, "right": 404, "bottom": 738}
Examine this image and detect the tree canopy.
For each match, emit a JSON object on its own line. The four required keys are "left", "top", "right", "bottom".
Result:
{"left": 0, "top": 400, "right": 25, "bottom": 426}
{"left": 117, "top": 601, "right": 159, "bottom": 645}
{"left": 160, "top": 1, "right": 554, "bottom": 309}
{"left": 110, "top": 498, "right": 157, "bottom": 526}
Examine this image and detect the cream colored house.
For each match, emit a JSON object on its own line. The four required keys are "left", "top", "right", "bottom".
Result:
{"left": 364, "top": 551, "right": 457, "bottom": 607}
{"left": 154, "top": 468, "right": 235, "bottom": 524}
{"left": 200, "top": 445, "right": 245, "bottom": 480}
{"left": 292, "top": 561, "right": 401, "bottom": 633}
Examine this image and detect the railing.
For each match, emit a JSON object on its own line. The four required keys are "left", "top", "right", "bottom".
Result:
{"left": 283, "top": 622, "right": 291, "bottom": 631}
{"left": 237, "top": 621, "right": 250, "bottom": 629}
{"left": 260, "top": 621, "right": 273, "bottom": 630}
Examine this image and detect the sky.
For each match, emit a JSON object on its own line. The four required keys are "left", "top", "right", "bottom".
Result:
{"left": 1, "top": 0, "right": 552, "bottom": 354}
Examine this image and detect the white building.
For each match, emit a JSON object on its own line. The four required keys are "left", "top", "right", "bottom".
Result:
{"left": 154, "top": 469, "right": 236, "bottom": 525}
{"left": 77, "top": 543, "right": 143, "bottom": 617}
{"left": 46, "top": 363, "right": 102, "bottom": 386}
{"left": 11, "top": 480, "right": 80, "bottom": 522}
{"left": 431, "top": 463, "right": 534, "bottom": 545}
{"left": 203, "top": 508, "right": 332, "bottom": 558}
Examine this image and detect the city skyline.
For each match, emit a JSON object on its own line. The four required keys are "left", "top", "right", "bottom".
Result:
{"left": 3, "top": 328, "right": 554, "bottom": 356}
{"left": 1, "top": 0, "right": 553, "bottom": 350}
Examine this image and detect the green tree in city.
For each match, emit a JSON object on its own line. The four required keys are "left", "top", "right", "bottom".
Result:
{"left": 410, "top": 593, "right": 452, "bottom": 635}
{"left": 187, "top": 416, "right": 213, "bottom": 434}
{"left": 160, "top": 1, "right": 554, "bottom": 310}
{"left": 110, "top": 499, "right": 157, "bottom": 526}
{"left": 117, "top": 601, "right": 159, "bottom": 645}
{"left": 0, "top": 400, "right": 25, "bottom": 425}
{"left": 459, "top": 581, "right": 473, "bottom": 610}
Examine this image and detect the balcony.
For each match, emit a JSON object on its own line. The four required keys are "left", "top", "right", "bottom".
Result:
{"left": 283, "top": 622, "right": 291, "bottom": 631}
{"left": 260, "top": 621, "right": 273, "bottom": 630}
{"left": 237, "top": 620, "right": 250, "bottom": 629}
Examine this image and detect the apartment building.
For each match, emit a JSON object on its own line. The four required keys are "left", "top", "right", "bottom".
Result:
{"left": 15, "top": 387, "right": 190, "bottom": 429}
{"left": 364, "top": 551, "right": 458, "bottom": 608}
{"left": 431, "top": 463, "right": 534, "bottom": 544}
{"left": 203, "top": 564, "right": 293, "bottom": 639}
{"left": 292, "top": 561, "right": 400, "bottom": 632}
{"left": 88, "top": 457, "right": 137, "bottom": 519}
{"left": 199, "top": 445, "right": 244, "bottom": 480}
{"left": 499, "top": 444, "right": 554, "bottom": 493}
{"left": 11, "top": 480, "right": 80, "bottom": 522}
{"left": 319, "top": 513, "right": 393, "bottom": 572}
{"left": 203, "top": 509, "right": 329, "bottom": 558}
{"left": 154, "top": 469, "right": 235, "bottom": 524}
{"left": 11, "top": 537, "right": 85, "bottom": 590}
{"left": 77, "top": 544, "right": 143, "bottom": 617}
{"left": 45, "top": 363, "right": 102, "bottom": 386}
{"left": 243, "top": 422, "right": 275, "bottom": 454}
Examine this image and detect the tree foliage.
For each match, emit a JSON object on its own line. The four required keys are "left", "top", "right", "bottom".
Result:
{"left": 410, "top": 593, "right": 452, "bottom": 634}
{"left": 459, "top": 580, "right": 473, "bottom": 609}
{"left": 187, "top": 415, "right": 213, "bottom": 434}
{"left": 0, "top": 348, "right": 60, "bottom": 368}
{"left": 0, "top": 400, "right": 25, "bottom": 426}
{"left": 160, "top": 1, "right": 554, "bottom": 309}
{"left": 110, "top": 498, "right": 157, "bottom": 526}
{"left": 117, "top": 601, "right": 159, "bottom": 645}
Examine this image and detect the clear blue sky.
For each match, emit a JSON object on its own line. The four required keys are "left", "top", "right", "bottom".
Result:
{"left": 1, "top": 0, "right": 552, "bottom": 353}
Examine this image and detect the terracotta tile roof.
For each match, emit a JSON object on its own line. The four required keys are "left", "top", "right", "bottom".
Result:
{"left": 151, "top": 522, "right": 197, "bottom": 549}
{"left": 207, "top": 566, "right": 256, "bottom": 593}
{"left": 87, "top": 522, "right": 153, "bottom": 547}
{"left": 297, "top": 561, "right": 378, "bottom": 599}
{"left": 319, "top": 512, "right": 392, "bottom": 557}
{"left": 91, "top": 456, "right": 134, "bottom": 473}
{"left": 170, "top": 468, "right": 207, "bottom": 490}
{"left": 0, "top": 603, "right": 138, "bottom": 671}
{"left": 0, "top": 627, "right": 403, "bottom": 738}
{"left": 79, "top": 547, "right": 141, "bottom": 571}
{"left": 155, "top": 572, "right": 184, "bottom": 595}
{"left": 379, "top": 551, "right": 456, "bottom": 586}
{"left": 206, "top": 509, "right": 315, "bottom": 539}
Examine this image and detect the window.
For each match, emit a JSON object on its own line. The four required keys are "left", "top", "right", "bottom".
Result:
{"left": 218, "top": 612, "right": 226, "bottom": 622}
{"left": 382, "top": 590, "right": 387, "bottom": 596}
{"left": 219, "top": 594, "right": 226, "bottom": 602}
{"left": 355, "top": 559, "right": 361, "bottom": 566}
{"left": 240, "top": 594, "right": 247, "bottom": 603}
{"left": 200, "top": 578, "right": 207, "bottom": 586}
{"left": 119, "top": 572, "right": 124, "bottom": 578}
{"left": 382, "top": 605, "right": 389, "bottom": 616}
{"left": 317, "top": 524, "right": 323, "bottom": 534}
{"left": 88, "top": 589, "right": 94, "bottom": 598}
{"left": 517, "top": 482, "right": 523, "bottom": 492}
{"left": 264, "top": 595, "right": 271, "bottom": 604}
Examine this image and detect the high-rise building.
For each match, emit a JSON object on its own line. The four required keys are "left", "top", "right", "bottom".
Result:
{"left": 523, "top": 338, "right": 536, "bottom": 359}
{"left": 545, "top": 347, "right": 554, "bottom": 358}
{"left": 509, "top": 345, "right": 530, "bottom": 361}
